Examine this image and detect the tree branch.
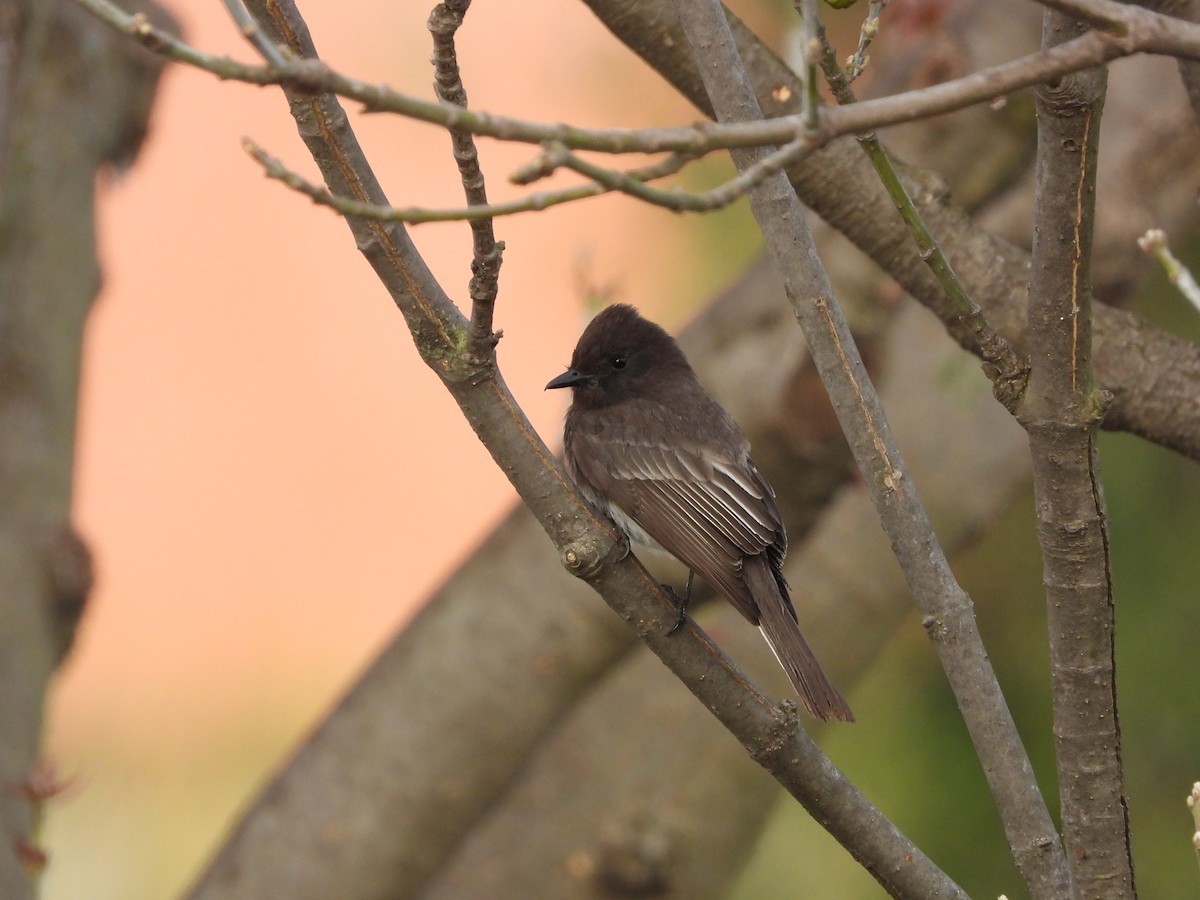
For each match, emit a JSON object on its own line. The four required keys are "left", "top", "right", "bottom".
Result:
{"left": 220, "top": 0, "right": 287, "bottom": 67}
{"left": 66, "top": 0, "right": 1200, "bottom": 220}
{"left": 0, "top": 0, "right": 168, "bottom": 895}
{"left": 427, "top": 0, "right": 502, "bottom": 355}
{"left": 1022, "top": 8, "right": 1135, "bottom": 896}
{"left": 241, "top": 138, "right": 693, "bottom": 221}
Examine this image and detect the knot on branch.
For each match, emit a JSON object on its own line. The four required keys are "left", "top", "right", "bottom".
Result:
{"left": 921, "top": 613, "right": 948, "bottom": 643}
{"left": 1015, "top": 386, "right": 1114, "bottom": 434}
{"left": 434, "top": 324, "right": 497, "bottom": 384}
{"left": 559, "top": 535, "right": 612, "bottom": 581}
{"left": 749, "top": 700, "right": 799, "bottom": 766}
{"left": 989, "top": 361, "right": 1030, "bottom": 414}
{"left": 1035, "top": 68, "right": 1107, "bottom": 116}
{"left": 1083, "top": 387, "right": 1114, "bottom": 425}
{"left": 46, "top": 524, "right": 94, "bottom": 662}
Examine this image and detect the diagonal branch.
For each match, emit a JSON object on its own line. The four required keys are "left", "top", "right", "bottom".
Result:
{"left": 220, "top": 0, "right": 287, "bottom": 67}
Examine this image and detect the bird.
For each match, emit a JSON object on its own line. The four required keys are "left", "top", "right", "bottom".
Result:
{"left": 546, "top": 304, "right": 853, "bottom": 722}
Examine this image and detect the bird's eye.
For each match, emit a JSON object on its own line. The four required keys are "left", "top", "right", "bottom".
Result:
{"left": 611, "top": 356, "right": 628, "bottom": 370}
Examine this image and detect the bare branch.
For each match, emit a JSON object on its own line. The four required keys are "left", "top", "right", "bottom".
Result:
{"left": 66, "top": 0, "right": 1200, "bottom": 172}
{"left": 813, "top": 23, "right": 1028, "bottom": 410}
{"left": 242, "top": 138, "right": 696, "bottom": 220}
{"left": 1033, "top": 0, "right": 1134, "bottom": 31}
{"left": 844, "top": 0, "right": 887, "bottom": 81}
{"left": 427, "top": 0, "right": 502, "bottom": 354}
{"left": 220, "top": 0, "right": 287, "bottom": 67}
{"left": 553, "top": 137, "right": 818, "bottom": 210}
{"left": 247, "top": 128, "right": 817, "bottom": 221}
{"left": 1022, "top": 9, "right": 1134, "bottom": 896}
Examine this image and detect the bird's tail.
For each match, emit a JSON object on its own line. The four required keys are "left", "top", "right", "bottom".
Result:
{"left": 746, "top": 559, "right": 854, "bottom": 722}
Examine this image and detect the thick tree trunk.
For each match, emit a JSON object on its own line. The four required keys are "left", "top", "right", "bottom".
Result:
{"left": 0, "top": 1, "right": 168, "bottom": 894}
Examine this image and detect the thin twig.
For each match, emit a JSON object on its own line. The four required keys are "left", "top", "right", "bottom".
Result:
{"left": 242, "top": 139, "right": 692, "bottom": 221}
{"left": 798, "top": 0, "right": 821, "bottom": 133}
{"left": 428, "top": 0, "right": 502, "bottom": 353}
{"left": 245, "top": 131, "right": 814, "bottom": 221}
{"left": 65, "top": 0, "right": 1200, "bottom": 162}
{"left": 1139, "top": 228, "right": 1200, "bottom": 312}
{"left": 553, "top": 137, "right": 816, "bottom": 211}
{"left": 813, "top": 24, "right": 1028, "bottom": 410}
{"left": 510, "top": 147, "right": 692, "bottom": 186}
{"left": 220, "top": 0, "right": 287, "bottom": 67}
{"left": 846, "top": 1, "right": 888, "bottom": 82}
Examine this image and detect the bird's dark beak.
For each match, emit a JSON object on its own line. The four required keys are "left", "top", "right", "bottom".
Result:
{"left": 545, "top": 368, "right": 589, "bottom": 390}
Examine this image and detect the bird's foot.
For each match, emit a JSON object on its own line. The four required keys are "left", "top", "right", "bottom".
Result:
{"left": 615, "top": 532, "right": 631, "bottom": 562}
{"left": 662, "top": 570, "right": 694, "bottom": 635}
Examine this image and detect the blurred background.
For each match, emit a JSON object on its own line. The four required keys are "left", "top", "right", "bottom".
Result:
{"left": 39, "top": 1, "right": 1200, "bottom": 898}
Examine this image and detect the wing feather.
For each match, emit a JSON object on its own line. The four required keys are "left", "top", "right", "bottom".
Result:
{"left": 567, "top": 406, "right": 786, "bottom": 624}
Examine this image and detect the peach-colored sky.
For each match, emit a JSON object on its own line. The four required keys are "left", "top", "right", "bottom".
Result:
{"left": 41, "top": 3, "right": 756, "bottom": 897}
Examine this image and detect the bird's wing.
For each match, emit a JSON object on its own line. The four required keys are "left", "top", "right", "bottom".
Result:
{"left": 569, "top": 418, "right": 784, "bottom": 624}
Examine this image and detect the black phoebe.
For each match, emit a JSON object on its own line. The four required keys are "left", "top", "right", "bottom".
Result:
{"left": 546, "top": 304, "right": 853, "bottom": 722}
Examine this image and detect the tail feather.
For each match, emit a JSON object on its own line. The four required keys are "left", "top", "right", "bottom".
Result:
{"left": 746, "top": 560, "right": 854, "bottom": 722}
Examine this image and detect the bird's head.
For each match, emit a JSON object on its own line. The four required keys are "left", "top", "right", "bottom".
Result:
{"left": 545, "top": 304, "right": 691, "bottom": 408}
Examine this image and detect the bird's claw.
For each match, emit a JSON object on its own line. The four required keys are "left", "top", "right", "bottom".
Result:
{"left": 662, "top": 570, "right": 695, "bottom": 635}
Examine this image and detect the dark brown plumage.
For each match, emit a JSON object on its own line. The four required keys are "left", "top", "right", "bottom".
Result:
{"left": 547, "top": 304, "right": 852, "bottom": 722}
